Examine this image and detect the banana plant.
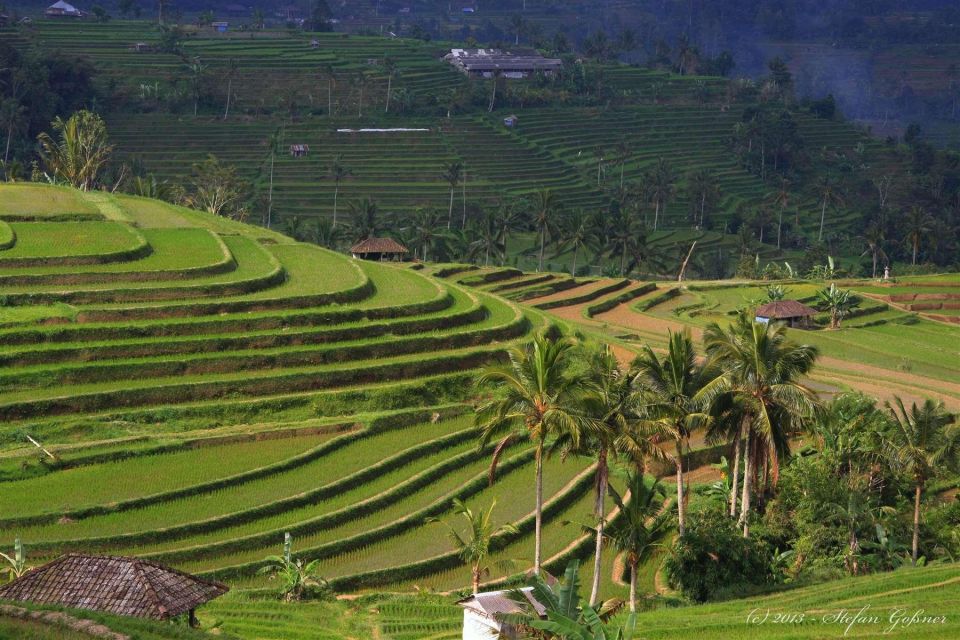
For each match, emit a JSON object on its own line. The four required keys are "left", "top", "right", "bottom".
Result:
{"left": 0, "top": 538, "right": 29, "bottom": 582}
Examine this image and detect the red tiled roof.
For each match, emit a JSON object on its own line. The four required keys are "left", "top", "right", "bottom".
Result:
{"left": 0, "top": 555, "right": 228, "bottom": 620}
{"left": 755, "top": 300, "right": 817, "bottom": 319}
{"left": 350, "top": 237, "right": 408, "bottom": 254}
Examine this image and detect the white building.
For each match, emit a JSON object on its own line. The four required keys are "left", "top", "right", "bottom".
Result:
{"left": 457, "top": 587, "right": 546, "bottom": 640}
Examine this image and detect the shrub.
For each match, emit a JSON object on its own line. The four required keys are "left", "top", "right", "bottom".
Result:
{"left": 665, "top": 506, "right": 777, "bottom": 602}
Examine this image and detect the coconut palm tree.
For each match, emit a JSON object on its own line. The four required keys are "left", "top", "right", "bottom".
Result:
{"left": 614, "top": 140, "right": 632, "bottom": 189}
{"left": 427, "top": 499, "right": 518, "bottom": 594}
{"left": 402, "top": 207, "right": 449, "bottom": 262}
{"left": 348, "top": 197, "right": 380, "bottom": 240}
{"left": 884, "top": 397, "right": 960, "bottom": 565}
{"left": 555, "top": 344, "right": 631, "bottom": 606}
{"left": 37, "top": 110, "right": 114, "bottom": 192}
{"left": 442, "top": 161, "right": 463, "bottom": 230}
{"left": 767, "top": 178, "right": 790, "bottom": 250}
{"left": 816, "top": 283, "right": 858, "bottom": 329}
{"left": 327, "top": 155, "right": 351, "bottom": 227}
{"left": 687, "top": 169, "right": 719, "bottom": 230}
{"left": 861, "top": 222, "right": 888, "bottom": 279}
{"left": 555, "top": 209, "right": 600, "bottom": 276}
{"left": 648, "top": 158, "right": 675, "bottom": 231}
{"left": 532, "top": 189, "right": 561, "bottom": 272}
{"left": 816, "top": 176, "right": 843, "bottom": 242}
{"left": 475, "top": 331, "right": 586, "bottom": 574}
{"left": 265, "top": 126, "right": 284, "bottom": 228}
{"left": 382, "top": 56, "right": 398, "bottom": 114}
{"left": 633, "top": 330, "right": 712, "bottom": 537}
{"left": 904, "top": 206, "right": 934, "bottom": 266}
{"left": 468, "top": 208, "right": 506, "bottom": 266}
{"left": 700, "top": 311, "right": 819, "bottom": 536}
{"left": 0, "top": 98, "right": 27, "bottom": 165}
{"left": 605, "top": 474, "right": 672, "bottom": 612}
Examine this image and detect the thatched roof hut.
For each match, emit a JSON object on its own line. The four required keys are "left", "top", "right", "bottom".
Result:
{"left": 755, "top": 300, "right": 817, "bottom": 328}
{"left": 350, "top": 237, "right": 408, "bottom": 261}
{"left": 0, "top": 555, "right": 227, "bottom": 624}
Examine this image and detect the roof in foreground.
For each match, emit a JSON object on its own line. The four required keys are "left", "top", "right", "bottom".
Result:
{"left": 0, "top": 554, "right": 228, "bottom": 620}
{"left": 350, "top": 237, "right": 408, "bottom": 254}
{"left": 457, "top": 587, "right": 547, "bottom": 619}
{"left": 755, "top": 300, "right": 817, "bottom": 318}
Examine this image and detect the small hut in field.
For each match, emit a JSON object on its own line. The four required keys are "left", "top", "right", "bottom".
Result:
{"left": 0, "top": 554, "right": 228, "bottom": 627}
{"left": 350, "top": 237, "right": 408, "bottom": 261}
{"left": 755, "top": 300, "right": 817, "bottom": 328}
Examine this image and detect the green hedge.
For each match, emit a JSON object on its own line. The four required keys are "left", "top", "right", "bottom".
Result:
{"left": 0, "top": 406, "right": 454, "bottom": 529}
{"left": 30, "top": 409, "right": 471, "bottom": 554}
{"left": 0, "top": 302, "right": 487, "bottom": 368}
{"left": 0, "top": 346, "right": 509, "bottom": 421}
{"left": 458, "top": 268, "right": 523, "bottom": 286}
{"left": 0, "top": 285, "right": 445, "bottom": 347}
{"left": 0, "top": 235, "right": 235, "bottom": 288}
{"left": 512, "top": 278, "right": 581, "bottom": 302}
{"left": 138, "top": 428, "right": 484, "bottom": 564}
{"left": 585, "top": 282, "right": 657, "bottom": 317}
{"left": 489, "top": 274, "right": 554, "bottom": 293}
{"left": 322, "top": 465, "right": 595, "bottom": 591}
{"left": 635, "top": 287, "right": 681, "bottom": 311}
{"left": 0, "top": 311, "right": 526, "bottom": 392}
{"left": 534, "top": 279, "right": 630, "bottom": 310}
{"left": 0, "top": 226, "right": 151, "bottom": 268}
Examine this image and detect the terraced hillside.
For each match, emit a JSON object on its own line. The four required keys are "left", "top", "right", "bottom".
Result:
{"left": 0, "top": 183, "right": 633, "bottom": 597}
{"left": 1, "top": 20, "right": 883, "bottom": 267}
{"left": 442, "top": 265, "right": 960, "bottom": 413}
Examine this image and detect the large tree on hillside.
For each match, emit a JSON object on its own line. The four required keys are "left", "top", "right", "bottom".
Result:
{"left": 327, "top": 154, "right": 351, "bottom": 228}
{"left": 604, "top": 473, "right": 672, "bottom": 613}
{"left": 442, "top": 161, "right": 463, "bottom": 230}
{"left": 687, "top": 169, "right": 719, "bottom": 230}
{"left": 816, "top": 176, "right": 843, "bottom": 242}
{"left": 555, "top": 209, "right": 600, "bottom": 277}
{"left": 904, "top": 205, "right": 934, "bottom": 266}
{"left": 427, "top": 500, "right": 518, "bottom": 594}
{"left": 885, "top": 397, "right": 960, "bottom": 565}
{"left": 532, "top": 189, "right": 561, "bottom": 272}
{"left": 634, "top": 330, "right": 712, "bottom": 538}
{"left": 699, "top": 312, "right": 819, "bottom": 537}
{"left": 476, "top": 331, "right": 585, "bottom": 575}
{"left": 37, "top": 110, "right": 113, "bottom": 191}
{"left": 648, "top": 158, "right": 675, "bottom": 231}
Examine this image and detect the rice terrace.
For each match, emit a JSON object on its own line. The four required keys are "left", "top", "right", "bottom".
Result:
{"left": 1, "top": 2, "right": 960, "bottom": 639}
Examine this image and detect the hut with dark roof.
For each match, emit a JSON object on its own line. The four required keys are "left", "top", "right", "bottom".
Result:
{"left": 755, "top": 300, "right": 817, "bottom": 328}
{"left": 0, "top": 554, "right": 228, "bottom": 627}
{"left": 350, "top": 237, "right": 408, "bottom": 261}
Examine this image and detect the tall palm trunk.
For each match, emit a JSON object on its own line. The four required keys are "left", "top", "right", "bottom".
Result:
{"left": 472, "top": 563, "right": 481, "bottom": 594}
{"left": 224, "top": 77, "right": 232, "bottom": 119}
{"left": 538, "top": 226, "right": 546, "bottom": 272}
{"left": 4, "top": 125, "right": 12, "bottom": 164}
{"left": 328, "top": 79, "right": 333, "bottom": 116}
{"left": 675, "top": 441, "right": 686, "bottom": 537}
{"left": 819, "top": 198, "right": 827, "bottom": 241}
{"left": 534, "top": 439, "right": 544, "bottom": 574}
{"left": 385, "top": 74, "right": 392, "bottom": 113}
{"left": 332, "top": 183, "right": 340, "bottom": 227}
{"left": 571, "top": 244, "right": 579, "bottom": 277}
{"left": 629, "top": 560, "right": 638, "bottom": 613}
{"left": 589, "top": 447, "right": 609, "bottom": 606}
{"left": 777, "top": 206, "right": 783, "bottom": 249}
{"left": 654, "top": 200, "right": 660, "bottom": 230}
{"left": 912, "top": 482, "right": 922, "bottom": 565}
{"left": 730, "top": 424, "right": 742, "bottom": 517}
{"left": 448, "top": 187, "right": 455, "bottom": 229}
{"left": 739, "top": 427, "right": 753, "bottom": 537}
{"left": 267, "top": 153, "right": 275, "bottom": 228}
{"left": 912, "top": 238, "right": 919, "bottom": 265}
